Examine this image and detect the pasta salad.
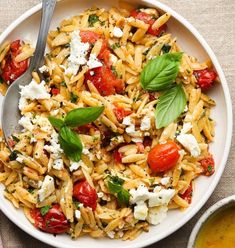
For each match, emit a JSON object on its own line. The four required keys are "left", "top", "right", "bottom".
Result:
{"left": 0, "top": 3, "right": 218, "bottom": 240}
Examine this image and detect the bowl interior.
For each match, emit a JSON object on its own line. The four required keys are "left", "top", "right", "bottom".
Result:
{"left": 0, "top": 0, "right": 232, "bottom": 248}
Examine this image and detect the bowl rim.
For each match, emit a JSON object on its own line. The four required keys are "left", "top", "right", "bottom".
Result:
{"left": 187, "top": 195, "right": 235, "bottom": 248}
{"left": 0, "top": 1, "right": 233, "bottom": 248}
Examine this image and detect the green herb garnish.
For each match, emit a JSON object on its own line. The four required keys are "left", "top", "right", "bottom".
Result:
{"left": 0, "top": 77, "right": 3, "bottom": 84}
{"left": 27, "top": 188, "right": 35, "bottom": 194}
{"left": 9, "top": 150, "right": 21, "bottom": 161}
{"left": 88, "top": 14, "right": 100, "bottom": 27}
{"left": 12, "top": 135, "right": 20, "bottom": 143}
{"left": 40, "top": 205, "right": 51, "bottom": 216}
{"left": 111, "top": 43, "right": 121, "bottom": 50}
{"left": 107, "top": 176, "right": 130, "bottom": 206}
{"left": 207, "top": 165, "right": 213, "bottom": 173}
{"left": 70, "top": 92, "right": 78, "bottom": 103}
{"left": 61, "top": 81, "right": 67, "bottom": 87}
{"left": 161, "top": 44, "right": 171, "bottom": 54}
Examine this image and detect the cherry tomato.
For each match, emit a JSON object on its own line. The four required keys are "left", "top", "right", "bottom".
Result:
{"left": 80, "top": 30, "right": 101, "bottom": 44}
{"left": 113, "top": 149, "right": 123, "bottom": 163}
{"left": 85, "top": 66, "right": 124, "bottom": 96}
{"left": 130, "top": 9, "right": 166, "bottom": 36}
{"left": 200, "top": 155, "right": 215, "bottom": 176}
{"left": 180, "top": 183, "right": 193, "bottom": 204}
{"left": 51, "top": 87, "right": 60, "bottom": 95}
{"left": 113, "top": 106, "right": 132, "bottom": 122}
{"left": 73, "top": 181, "right": 98, "bottom": 211}
{"left": 193, "top": 69, "right": 217, "bottom": 91}
{"left": 147, "top": 141, "right": 180, "bottom": 173}
{"left": 1, "top": 40, "right": 29, "bottom": 84}
{"left": 98, "top": 40, "right": 111, "bottom": 67}
{"left": 30, "top": 204, "right": 69, "bottom": 234}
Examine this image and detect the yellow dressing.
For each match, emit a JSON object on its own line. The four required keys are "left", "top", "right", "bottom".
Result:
{"left": 195, "top": 205, "right": 235, "bottom": 248}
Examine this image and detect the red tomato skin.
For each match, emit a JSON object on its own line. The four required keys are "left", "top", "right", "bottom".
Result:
{"left": 113, "top": 149, "right": 123, "bottom": 163}
{"left": 193, "top": 69, "right": 217, "bottom": 91}
{"left": 1, "top": 40, "right": 29, "bottom": 84}
{"left": 85, "top": 66, "right": 124, "bottom": 96}
{"left": 80, "top": 30, "right": 100, "bottom": 43}
{"left": 113, "top": 106, "right": 132, "bottom": 122}
{"left": 180, "top": 183, "right": 193, "bottom": 204}
{"left": 147, "top": 141, "right": 180, "bottom": 173}
{"left": 30, "top": 204, "right": 69, "bottom": 234}
{"left": 73, "top": 181, "right": 98, "bottom": 211}
{"left": 200, "top": 155, "right": 215, "bottom": 176}
{"left": 130, "top": 10, "right": 166, "bottom": 36}
{"left": 51, "top": 88, "right": 60, "bottom": 95}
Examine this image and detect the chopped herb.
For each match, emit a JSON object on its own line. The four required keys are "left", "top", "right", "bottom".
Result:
{"left": 61, "top": 81, "right": 67, "bottom": 87}
{"left": 70, "top": 92, "right": 78, "bottom": 103}
{"left": 46, "top": 54, "right": 51, "bottom": 60}
{"left": 161, "top": 44, "right": 171, "bottom": 54}
{"left": 111, "top": 66, "right": 118, "bottom": 77}
{"left": 0, "top": 77, "right": 3, "bottom": 84}
{"left": 27, "top": 188, "right": 35, "bottom": 194}
{"left": 12, "top": 135, "right": 20, "bottom": 143}
{"left": 45, "top": 77, "right": 50, "bottom": 83}
{"left": 9, "top": 150, "right": 21, "bottom": 161}
{"left": 40, "top": 205, "right": 51, "bottom": 216}
{"left": 88, "top": 14, "right": 100, "bottom": 27}
{"left": 100, "top": 20, "right": 106, "bottom": 26}
{"left": 111, "top": 43, "right": 121, "bottom": 50}
{"left": 73, "top": 200, "right": 82, "bottom": 209}
{"left": 207, "top": 165, "right": 213, "bottom": 173}
{"left": 64, "top": 43, "right": 70, "bottom": 48}
{"left": 149, "top": 178, "right": 155, "bottom": 185}
{"left": 143, "top": 48, "right": 150, "bottom": 56}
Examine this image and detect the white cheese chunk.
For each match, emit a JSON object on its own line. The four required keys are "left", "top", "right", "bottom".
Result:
{"left": 87, "top": 54, "right": 103, "bottom": 69}
{"left": 70, "top": 160, "right": 83, "bottom": 172}
{"left": 38, "top": 175, "right": 55, "bottom": 202}
{"left": 134, "top": 201, "right": 148, "bottom": 221}
{"left": 130, "top": 185, "right": 150, "bottom": 204}
{"left": 122, "top": 116, "right": 132, "bottom": 126}
{"left": 160, "top": 177, "right": 171, "bottom": 186}
{"left": 18, "top": 97, "right": 28, "bottom": 111}
{"left": 16, "top": 156, "right": 24, "bottom": 163}
{"left": 53, "top": 158, "right": 64, "bottom": 170}
{"left": 18, "top": 115, "right": 34, "bottom": 132}
{"left": 148, "top": 189, "right": 175, "bottom": 207}
{"left": 97, "top": 192, "right": 104, "bottom": 198}
{"left": 107, "top": 231, "right": 115, "bottom": 239}
{"left": 140, "top": 116, "right": 151, "bottom": 131}
{"left": 39, "top": 65, "right": 49, "bottom": 74}
{"left": 20, "top": 79, "right": 50, "bottom": 101}
{"left": 181, "top": 122, "right": 192, "bottom": 134}
{"left": 146, "top": 206, "right": 168, "bottom": 225}
{"left": 113, "top": 27, "right": 124, "bottom": 38}
{"left": 109, "top": 54, "right": 118, "bottom": 64}
{"left": 75, "top": 210, "right": 81, "bottom": 220}
{"left": 177, "top": 134, "right": 201, "bottom": 157}
{"left": 66, "top": 30, "right": 90, "bottom": 75}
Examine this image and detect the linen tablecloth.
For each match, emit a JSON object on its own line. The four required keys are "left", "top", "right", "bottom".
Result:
{"left": 0, "top": 0, "right": 235, "bottom": 247}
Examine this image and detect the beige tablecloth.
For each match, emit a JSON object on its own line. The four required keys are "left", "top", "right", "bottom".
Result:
{"left": 0, "top": 0, "right": 235, "bottom": 247}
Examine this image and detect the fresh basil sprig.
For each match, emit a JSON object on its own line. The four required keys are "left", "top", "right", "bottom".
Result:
{"left": 64, "top": 107, "right": 104, "bottom": 128}
{"left": 141, "top": 52, "right": 183, "bottom": 91}
{"left": 40, "top": 205, "right": 51, "bottom": 216}
{"left": 107, "top": 176, "right": 130, "bottom": 206}
{"left": 155, "top": 84, "right": 186, "bottom": 129}
{"left": 48, "top": 106, "right": 104, "bottom": 162}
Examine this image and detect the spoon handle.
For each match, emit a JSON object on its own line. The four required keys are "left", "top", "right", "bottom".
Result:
{"left": 29, "top": 0, "right": 57, "bottom": 71}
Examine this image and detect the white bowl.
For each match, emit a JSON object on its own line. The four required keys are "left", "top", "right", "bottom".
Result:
{"left": 187, "top": 195, "right": 235, "bottom": 248}
{"left": 0, "top": 0, "right": 233, "bottom": 248}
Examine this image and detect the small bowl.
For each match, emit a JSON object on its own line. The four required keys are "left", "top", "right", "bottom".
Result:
{"left": 187, "top": 195, "right": 235, "bottom": 248}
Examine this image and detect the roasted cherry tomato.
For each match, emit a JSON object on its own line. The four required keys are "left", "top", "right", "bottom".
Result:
{"left": 51, "top": 87, "right": 60, "bottom": 95}
{"left": 180, "top": 183, "right": 193, "bottom": 204}
{"left": 147, "top": 141, "right": 180, "bottom": 173}
{"left": 30, "top": 204, "right": 69, "bottom": 234}
{"left": 73, "top": 181, "right": 98, "bottom": 211}
{"left": 113, "top": 105, "right": 132, "bottom": 122}
{"left": 85, "top": 66, "right": 124, "bottom": 96}
{"left": 80, "top": 30, "right": 101, "bottom": 44}
{"left": 1, "top": 40, "right": 29, "bottom": 84}
{"left": 200, "top": 155, "right": 215, "bottom": 176}
{"left": 130, "top": 9, "right": 166, "bottom": 36}
{"left": 113, "top": 149, "right": 123, "bottom": 163}
{"left": 193, "top": 69, "right": 217, "bottom": 91}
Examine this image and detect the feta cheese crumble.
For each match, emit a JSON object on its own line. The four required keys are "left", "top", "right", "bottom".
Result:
{"left": 181, "top": 122, "right": 192, "bottom": 134}
{"left": 134, "top": 201, "right": 148, "bottom": 221}
{"left": 160, "top": 177, "right": 171, "bottom": 186}
{"left": 140, "top": 116, "right": 151, "bottom": 131}
{"left": 146, "top": 206, "right": 168, "bottom": 225}
{"left": 113, "top": 27, "right": 124, "bottom": 38}
{"left": 177, "top": 134, "right": 201, "bottom": 157}
{"left": 75, "top": 210, "right": 81, "bottom": 220}
{"left": 18, "top": 114, "right": 34, "bottom": 132}
{"left": 70, "top": 160, "right": 83, "bottom": 172}
{"left": 87, "top": 53, "right": 103, "bottom": 69}
{"left": 38, "top": 175, "right": 55, "bottom": 202}
{"left": 39, "top": 65, "right": 49, "bottom": 74}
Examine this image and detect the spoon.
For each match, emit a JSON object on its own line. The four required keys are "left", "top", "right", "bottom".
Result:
{"left": 1, "top": 0, "right": 57, "bottom": 147}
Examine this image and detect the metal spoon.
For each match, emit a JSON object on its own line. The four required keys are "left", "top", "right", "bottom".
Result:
{"left": 1, "top": 0, "right": 57, "bottom": 147}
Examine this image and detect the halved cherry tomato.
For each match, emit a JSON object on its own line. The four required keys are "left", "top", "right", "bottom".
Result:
{"left": 113, "top": 105, "right": 132, "bottom": 122}
{"left": 73, "top": 181, "right": 98, "bottom": 211}
{"left": 193, "top": 69, "right": 217, "bottom": 91}
{"left": 113, "top": 149, "right": 123, "bottom": 163}
{"left": 180, "top": 183, "right": 193, "bottom": 204}
{"left": 147, "top": 141, "right": 180, "bottom": 173}
{"left": 80, "top": 30, "right": 101, "bottom": 44}
{"left": 30, "top": 204, "right": 70, "bottom": 234}
{"left": 85, "top": 66, "right": 124, "bottom": 96}
{"left": 51, "top": 87, "right": 60, "bottom": 95}
{"left": 200, "top": 155, "right": 215, "bottom": 176}
{"left": 1, "top": 40, "right": 29, "bottom": 84}
{"left": 98, "top": 40, "right": 111, "bottom": 67}
{"left": 130, "top": 9, "right": 166, "bottom": 36}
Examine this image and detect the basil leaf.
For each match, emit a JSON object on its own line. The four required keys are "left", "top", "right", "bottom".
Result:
{"left": 108, "top": 181, "right": 123, "bottom": 194}
{"left": 64, "top": 107, "right": 104, "bottom": 128}
{"left": 141, "top": 52, "right": 183, "bottom": 91}
{"left": 117, "top": 189, "right": 130, "bottom": 206}
{"left": 40, "top": 205, "right": 51, "bottom": 216}
{"left": 59, "top": 126, "right": 83, "bottom": 162}
{"left": 155, "top": 84, "right": 186, "bottom": 129}
{"left": 48, "top": 117, "right": 64, "bottom": 129}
